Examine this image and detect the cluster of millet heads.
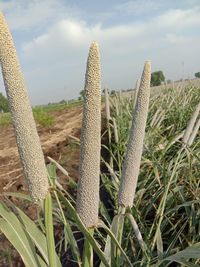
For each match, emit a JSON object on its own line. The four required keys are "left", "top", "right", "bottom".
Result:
{"left": 76, "top": 46, "right": 151, "bottom": 227}
{"left": 0, "top": 13, "right": 151, "bottom": 228}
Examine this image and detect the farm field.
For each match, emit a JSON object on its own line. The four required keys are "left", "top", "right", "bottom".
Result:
{"left": 0, "top": 79, "right": 198, "bottom": 199}
{"left": 0, "top": 79, "right": 199, "bottom": 266}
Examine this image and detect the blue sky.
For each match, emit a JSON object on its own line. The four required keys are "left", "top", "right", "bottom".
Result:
{"left": 0, "top": 0, "right": 200, "bottom": 105}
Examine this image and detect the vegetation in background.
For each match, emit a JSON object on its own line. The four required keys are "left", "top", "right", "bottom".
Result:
{"left": 0, "top": 92, "right": 9, "bottom": 112}
{"left": 0, "top": 112, "right": 11, "bottom": 127}
{"left": 33, "top": 107, "right": 55, "bottom": 128}
{"left": 151, "top": 71, "right": 165, "bottom": 86}
{"left": 0, "top": 99, "right": 83, "bottom": 128}
{"left": 42, "top": 99, "right": 82, "bottom": 112}
{"left": 0, "top": 107, "right": 56, "bottom": 128}
{"left": 195, "top": 72, "right": 200, "bottom": 78}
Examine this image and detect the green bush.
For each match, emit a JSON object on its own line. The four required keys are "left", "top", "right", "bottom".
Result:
{"left": 33, "top": 108, "right": 54, "bottom": 127}
{"left": 151, "top": 70, "right": 165, "bottom": 86}
{"left": 194, "top": 72, "right": 200, "bottom": 78}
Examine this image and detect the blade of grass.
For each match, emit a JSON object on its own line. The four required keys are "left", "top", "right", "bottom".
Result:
{"left": 97, "top": 220, "right": 133, "bottom": 267}
{"left": 151, "top": 243, "right": 200, "bottom": 267}
{"left": 0, "top": 203, "right": 43, "bottom": 267}
{"left": 53, "top": 190, "right": 81, "bottom": 266}
{"left": 44, "top": 192, "right": 57, "bottom": 267}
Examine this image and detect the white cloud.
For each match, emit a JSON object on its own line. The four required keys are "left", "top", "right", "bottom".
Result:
{"left": 156, "top": 7, "right": 200, "bottom": 29}
{"left": 0, "top": 0, "right": 79, "bottom": 30}
{"left": 114, "top": 0, "right": 163, "bottom": 15}
{"left": 23, "top": 19, "right": 145, "bottom": 60}
{"left": 23, "top": 6, "right": 200, "bottom": 60}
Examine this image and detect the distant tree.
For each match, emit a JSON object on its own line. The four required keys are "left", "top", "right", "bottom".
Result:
{"left": 0, "top": 92, "right": 9, "bottom": 112}
{"left": 151, "top": 71, "right": 165, "bottom": 86}
{"left": 110, "top": 90, "right": 115, "bottom": 95}
{"left": 79, "top": 89, "right": 84, "bottom": 100}
{"left": 59, "top": 99, "right": 66, "bottom": 104}
{"left": 195, "top": 72, "right": 200, "bottom": 78}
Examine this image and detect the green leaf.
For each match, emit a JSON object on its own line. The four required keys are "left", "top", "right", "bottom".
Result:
{"left": 2, "top": 192, "right": 32, "bottom": 201}
{"left": 44, "top": 192, "right": 57, "bottom": 267}
{"left": 99, "top": 214, "right": 125, "bottom": 267}
{"left": 0, "top": 203, "right": 44, "bottom": 267}
{"left": 5, "top": 194, "right": 62, "bottom": 267}
{"left": 164, "top": 243, "right": 200, "bottom": 262}
{"left": 99, "top": 233, "right": 111, "bottom": 267}
{"left": 53, "top": 190, "right": 81, "bottom": 265}
{"left": 98, "top": 220, "right": 133, "bottom": 267}
{"left": 152, "top": 243, "right": 200, "bottom": 266}
{"left": 48, "top": 163, "right": 80, "bottom": 265}
{"left": 14, "top": 206, "right": 49, "bottom": 264}
{"left": 156, "top": 227, "right": 163, "bottom": 259}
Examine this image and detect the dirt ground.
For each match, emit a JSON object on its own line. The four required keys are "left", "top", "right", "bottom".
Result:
{"left": 0, "top": 105, "right": 83, "bottom": 196}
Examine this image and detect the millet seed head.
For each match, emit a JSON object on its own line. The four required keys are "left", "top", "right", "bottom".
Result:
{"left": 118, "top": 60, "right": 151, "bottom": 208}
{"left": 0, "top": 12, "right": 49, "bottom": 202}
{"left": 76, "top": 42, "right": 101, "bottom": 228}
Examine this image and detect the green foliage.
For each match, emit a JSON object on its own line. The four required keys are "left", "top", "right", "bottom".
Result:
{"left": 0, "top": 113, "right": 11, "bottom": 127}
{"left": 0, "top": 202, "right": 49, "bottom": 267}
{"left": 0, "top": 92, "right": 9, "bottom": 112}
{"left": 0, "top": 107, "right": 56, "bottom": 128}
{"left": 33, "top": 108, "right": 54, "bottom": 127}
{"left": 151, "top": 71, "right": 165, "bottom": 86}
{"left": 194, "top": 72, "right": 200, "bottom": 78}
{"left": 43, "top": 99, "right": 82, "bottom": 112}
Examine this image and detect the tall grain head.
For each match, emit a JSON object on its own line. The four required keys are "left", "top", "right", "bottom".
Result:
{"left": 0, "top": 13, "right": 49, "bottom": 202}
{"left": 118, "top": 61, "right": 151, "bottom": 208}
{"left": 76, "top": 42, "right": 101, "bottom": 228}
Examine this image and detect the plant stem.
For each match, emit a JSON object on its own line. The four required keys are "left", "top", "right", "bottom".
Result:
{"left": 83, "top": 229, "right": 94, "bottom": 267}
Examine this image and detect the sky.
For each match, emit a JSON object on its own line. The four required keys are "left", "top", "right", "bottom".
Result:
{"left": 0, "top": 0, "right": 200, "bottom": 105}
